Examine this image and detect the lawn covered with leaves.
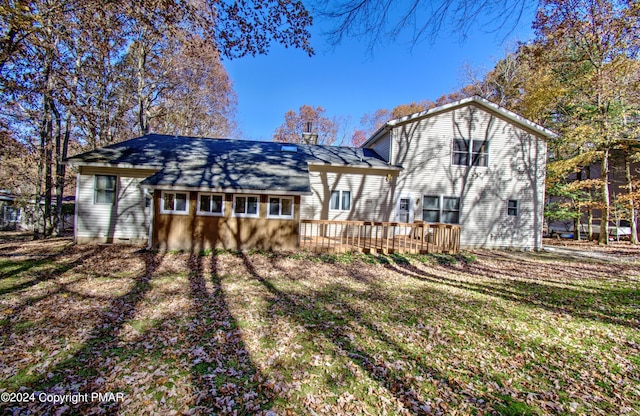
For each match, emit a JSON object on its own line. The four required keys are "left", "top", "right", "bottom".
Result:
{"left": 0, "top": 236, "right": 639, "bottom": 415}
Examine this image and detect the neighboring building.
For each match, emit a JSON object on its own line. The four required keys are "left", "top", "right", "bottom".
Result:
{"left": 0, "top": 191, "right": 75, "bottom": 232}
{"left": 65, "top": 96, "right": 554, "bottom": 251}
{"left": 0, "top": 191, "right": 23, "bottom": 230}
{"left": 547, "top": 155, "right": 639, "bottom": 240}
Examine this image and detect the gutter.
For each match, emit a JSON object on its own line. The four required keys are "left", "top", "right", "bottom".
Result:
{"left": 361, "top": 123, "right": 392, "bottom": 148}
{"left": 140, "top": 184, "right": 313, "bottom": 196}
{"left": 306, "top": 161, "right": 401, "bottom": 170}
{"left": 64, "top": 160, "right": 162, "bottom": 170}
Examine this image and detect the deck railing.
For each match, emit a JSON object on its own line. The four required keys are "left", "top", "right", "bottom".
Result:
{"left": 299, "top": 219, "right": 460, "bottom": 254}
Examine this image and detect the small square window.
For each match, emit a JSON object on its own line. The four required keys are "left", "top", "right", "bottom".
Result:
{"left": 508, "top": 200, "right": 518, "bottom": 216}
{"left": 330, "top": 190, "right": 351, "bottom": 211}
{"left": 267, "top": 196, "right": 294, "bottom": 219}
{"left": 197, "top": 193, "right": 224, "bottom": 216}
{"left": 161, "top": 191, "right": 189, "bottom": 214}
{"left": 233, "top": 195, "right": 260, "bottom": 217}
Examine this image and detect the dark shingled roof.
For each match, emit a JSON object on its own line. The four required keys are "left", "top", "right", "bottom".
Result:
{"left": 65, "top": 134, "right": 392, "bottom": 194}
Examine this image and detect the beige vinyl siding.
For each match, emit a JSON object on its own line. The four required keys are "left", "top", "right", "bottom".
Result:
{"left": 300, "top": 165, "right": 396, "bottom": 222}
{"left": 370, "top": 132, "right": 392, "bottom": 162}
{"left": 388, "top": 103, "right": 546, "bottom": 249}
{"left": 76, "top": 166, "right": 157, "bottom": 243}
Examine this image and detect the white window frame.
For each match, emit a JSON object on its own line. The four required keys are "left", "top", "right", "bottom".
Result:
{"left": 94, "top": 174, "right": 117, "bottom": 205}
{"left": 233, "top": 194, "right": 260, "bottom": 218}
{"left": 329, "top": 190, "right": 351, "bottom": 211}
{"left": 422, "top": 195, "right": 460, "bottom": 224}
{"left": 267, "top": 196, "right": 294, "bottom": 219}
{"left": 160, "top": 191, "right": 190, "bottom": 215}
{"left": 452, "top": 138, "right": 489, "bottom": 167}
{"left": 507, "top": 199, "right": 519, "bottom": 216}
{"left": 197, "top": 192, "right": 225, "bottom": 216}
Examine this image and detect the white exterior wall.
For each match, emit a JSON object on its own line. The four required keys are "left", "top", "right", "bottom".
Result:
{"left": 76, "top": 167, "right": 157, "bottom": 243}
{"left": 370, "top": 132, "right": 392, "bottom": 162}
{"left": 300, "top": 165, "right": 395, "bottom": 222}
{"left": 388, "top": 103, "right": 547, "bottom": 249}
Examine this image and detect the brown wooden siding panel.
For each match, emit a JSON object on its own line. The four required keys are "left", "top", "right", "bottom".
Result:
{"left": 152, "top": 192, "right": 300, "bottom": 251}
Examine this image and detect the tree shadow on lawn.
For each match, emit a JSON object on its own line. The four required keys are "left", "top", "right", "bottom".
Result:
{"left": 186, "top": 252, "right": 271, "bottom": 414}
{"left": 0, "top": 243, "right": 100, "bottom": 296}
{"left": 0, "top": 249, "right": 163, "bottom": 415}
{"left": 0, "top": 245, "right": 111, "bottom": 341}
{"left": 0, "top": 232, "right": 33, "bottom": 245}
{"left": 470, "top": 250, "right": 639, "bottom": 284}
{"left": 240, "top": 252, "right": 496, "bottom": 415}
{"left": 388, "top": 261, "right": 640, "bottom": 329}
{"left": 2, "top": 247, "right": 273, "bottom": 415}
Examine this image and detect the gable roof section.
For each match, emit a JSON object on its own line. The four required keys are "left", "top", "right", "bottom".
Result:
{"left": 66, "top": 134, "right": 393, "bottom": 195}
{"left": 363, "top": 96, "right": 558, "bottom": 148}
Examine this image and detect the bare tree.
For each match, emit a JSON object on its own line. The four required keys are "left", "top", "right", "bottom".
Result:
{"left": 274, "top": 105, "right": 338, "bottom": 145}
{"left": 1, "top": 0, "right": 315, "bottom": 240}
{"left": 313, "top": 0, "right": 536, "bottom": 50}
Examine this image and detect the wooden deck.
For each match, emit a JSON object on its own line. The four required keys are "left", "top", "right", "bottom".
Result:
{"left": 299, "top": 220, "right": 460, "bottom": 254}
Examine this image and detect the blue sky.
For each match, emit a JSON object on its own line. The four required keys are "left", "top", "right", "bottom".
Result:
{"left": 224, "top": 9, "right": 537, "bottom": 143}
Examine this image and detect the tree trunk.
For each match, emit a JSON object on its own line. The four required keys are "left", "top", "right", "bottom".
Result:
{"left": 44, "top": 97, "right": 54, "bottom": 236}
{"left": 627, "top": 158, "right": 638, "bottom": 244}
{"left": 34, "top": 50, "right": 54, "bottom": 239}
{"left": 588, "top": 209, "right": 593, "bottom": 240}
{"left": 598, "top": 147, "right": 610, "bottom": 245}
{"left": 34, "top": 111, "right": 48, "bottom": 240}
{"left": 52, "top": 100, "right": 70, "bottom": 236}
{"left": 137, "top": 42, "right": 149, "bottom": 135}
{"left": 52, "top": 99, "right": 62, "bottom": 235}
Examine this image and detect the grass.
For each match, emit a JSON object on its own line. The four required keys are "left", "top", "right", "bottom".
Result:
{"left": 0, "top": 237, "right": 639, "bottom": 414}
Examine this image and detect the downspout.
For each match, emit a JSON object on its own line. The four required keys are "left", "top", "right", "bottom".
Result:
{"left": 73, "top": 168, "right": 80, "bottom": 244}
{"left": 389, "top": 127, "right": 394, "bottom": 166}
{"left": 147, "top": 189, "right": 154, "bottom": 250}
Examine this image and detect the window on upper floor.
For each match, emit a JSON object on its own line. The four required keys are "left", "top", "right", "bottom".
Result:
{"left": 452, "top": 139, "right": 488, "bottom": 167}
{"left": 94, "top": 175, "right": 116, "bottom": 205}
{"left": 507, "top": 199, "right": 519, "bottom": 216}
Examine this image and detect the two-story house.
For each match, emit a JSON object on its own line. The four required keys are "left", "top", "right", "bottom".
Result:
{"left": 66, "top": 96, "right": 555, "bottom": 251}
